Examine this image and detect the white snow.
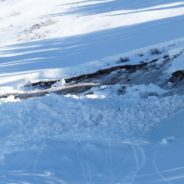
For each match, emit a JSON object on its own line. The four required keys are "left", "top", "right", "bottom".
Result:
{"left": 0, "top": 0, "right": 184, "bottom": 85}
{"left": 1, "top": 0, "right": 184, "bottom": 45}
{"left": 167, "top": 48, "right": 184, "bottom": 73}
{"left": 0, "top": 0, "right": 184, "bottom": 183}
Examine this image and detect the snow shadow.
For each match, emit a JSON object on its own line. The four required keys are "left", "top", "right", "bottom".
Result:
{"left": 0, "top": 15, "right": 183, "bottom": 76}
{"left": 109, "top": 3, "right": 184, "bottom": 17}
{"left": 54, "top": 0, "right": 184, "bottom": 16}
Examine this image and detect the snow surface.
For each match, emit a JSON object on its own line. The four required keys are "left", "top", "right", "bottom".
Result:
{"left": 0, "top": 0, "right": 184, "bottom": 183}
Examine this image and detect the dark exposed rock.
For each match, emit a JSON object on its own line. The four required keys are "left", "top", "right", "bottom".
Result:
{"left": 149, "top": 48, "right": 162, "bottom": 55}
{"left": 163, "top": 55, "right": 169, "bottom": 59}
{"left": 117, "top": 86, "right": 127, "bottom": 95}
{"left": 1, "top": 50, "right": 183, "bottom": 101}
{"left": 169, "top": 70, "right": 184, "bottom": 83}
{"left": 1, "top": 83, "right": 99, "bottom": 100}
{"left": 150, "top": 58, "right": 159, "bottom": 63}
{"left": 65, "top": 63, "right": 147, "bottom": 84}
{"left": 117, "top": 57, "right": 130, "bottom": 63}
{"left": 24, "top": 63, "right": 147, "bottom": 91}
{"left": 25, "top": 80, "right": 60, "bottom": 89}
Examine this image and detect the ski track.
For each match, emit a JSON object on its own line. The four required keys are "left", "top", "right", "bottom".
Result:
{"left": 131, "top": 144, "right": 146, "bottom": 184}
{"left": 153, "top": 145, "right": 173, "bottom": 184}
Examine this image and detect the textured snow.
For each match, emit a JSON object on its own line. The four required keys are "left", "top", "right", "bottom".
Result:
{"left": 0, "top": 90, "right": 184, "bottom": 183}
{"left": 167, "top": 48, "right": 184, "bottom": 73}
{"left": 0, "top": 0, "right": 184, "bottom": 183}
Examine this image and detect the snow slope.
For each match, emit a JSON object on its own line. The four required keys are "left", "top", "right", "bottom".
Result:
{"left": 0, "top": 0, "right": 184, "bottom": 183}
{"left": 0, "top": 0, "right": 184, "bottom": 85}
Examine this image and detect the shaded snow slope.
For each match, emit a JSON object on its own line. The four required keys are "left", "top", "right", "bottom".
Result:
{"left": 0, "top": 0, "right": 184, "bottom": 184}
{"left": 0, "top": 0, "right": 184, "bottom": 86}
{"left": 1, "top": 0, "right": 184, "bottom": 45}
{"left": 1, "top": 89, "right": 184, "bottom": 184}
